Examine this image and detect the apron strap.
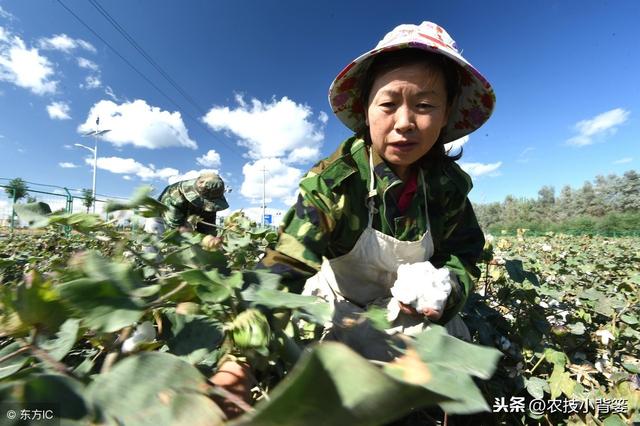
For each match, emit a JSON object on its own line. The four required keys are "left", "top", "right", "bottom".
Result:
{"left": 419, "top": 170, "right": 432, "bottom": 236}
{"left": 367, "top": 149, "right": 376, "bottom": 228}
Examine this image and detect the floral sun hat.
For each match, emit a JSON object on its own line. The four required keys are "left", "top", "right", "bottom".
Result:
{"left": 328, "top": 21, "right": 495, "bottom": 144}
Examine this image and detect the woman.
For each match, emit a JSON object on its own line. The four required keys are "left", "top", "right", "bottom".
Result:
{"left": 213, "top": 20, "right": 495, "bottom": 414}
{"left": 260, "top": 21, "right": 494, "bottom": 357}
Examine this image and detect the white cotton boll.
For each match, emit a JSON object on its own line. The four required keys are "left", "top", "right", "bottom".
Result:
{"left": 392, "top": 262, "right": 436, "bottom": 303}
{"left": 414, "top": 267, "right": 452, "bottom": 313}
{"left": 390, "top": 262, "right": 452, "bottom": 314}
{"left": 121, "top": 321, "right": 156, "bottom": 353}
{"left": 386, "top": 298, "right": 401, "bottom": 321}
{"left": 595, "top": 329, "right": 615, "bottom": 346}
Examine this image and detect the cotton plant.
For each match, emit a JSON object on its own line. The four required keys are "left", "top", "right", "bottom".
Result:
{"left": 386, "top": 261, "right": 453, "bottom": 321}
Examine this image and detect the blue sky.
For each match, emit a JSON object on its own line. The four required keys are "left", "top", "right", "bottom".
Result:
{"left": 1, "top": 1, "right": 638, "bottom": 223}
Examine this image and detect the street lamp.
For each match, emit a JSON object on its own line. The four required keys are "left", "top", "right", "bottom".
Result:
{"left": 77, "top": 118, "right": 110, "bottom": 213}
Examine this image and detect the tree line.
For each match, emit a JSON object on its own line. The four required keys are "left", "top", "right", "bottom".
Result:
{"left": 473, "top": 170, "right": 640, "bottom": 234}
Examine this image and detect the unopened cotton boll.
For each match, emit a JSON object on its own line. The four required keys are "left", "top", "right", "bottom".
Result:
{"left": 121, "top": 321, "right": 156, "bottom": 353}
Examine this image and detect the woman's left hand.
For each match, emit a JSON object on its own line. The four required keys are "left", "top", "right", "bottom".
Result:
{"left": 398, "top": 302, "right": 443, "bottom": 321}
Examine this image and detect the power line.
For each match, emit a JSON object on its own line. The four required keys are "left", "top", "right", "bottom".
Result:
{"left": 87, "top": 0, "right": 207, "bottom": 115}
{"left": 55, "top": 0, "right": 243, "bottom": 158}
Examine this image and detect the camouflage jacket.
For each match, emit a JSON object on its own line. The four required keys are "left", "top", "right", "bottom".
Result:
{"left": 158, "top": 182, "right": 217, "bottom": 235}
{"left": 259, "top": 136, "right": 485, "bottom": 324}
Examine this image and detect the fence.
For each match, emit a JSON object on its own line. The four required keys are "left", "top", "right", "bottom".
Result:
{"left": 0, "top": 179, "right": 129, "bottom": 233}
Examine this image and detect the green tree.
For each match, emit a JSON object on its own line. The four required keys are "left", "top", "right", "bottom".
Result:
{"left": 81, "top": 188, "right": 95, "bottom": 213}
{"left": 4, "top": 177, "right": 28, "bottom": 202}
{"left": 620, "top": 170, "right": 640, "bottom": 212}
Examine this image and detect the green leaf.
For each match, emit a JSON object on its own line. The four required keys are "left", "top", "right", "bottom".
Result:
{"left": 88, "top": 352, "right": 224, "bottom": 425}
{"left": 47, "top": 212, "right": 104, "bottom": 233}
{"left": 620, "top": 313, "right": 639, "bottom": 325}
{"left": 504, "top": 259, "right": 539, "bottom": 285}
{"left": 578, "top": 288, "right": 602, "bottom": 301}
{"left": 14, "top": 202, "right": 51, "bottom": 227}
{"left": 241, "top": 284, "right": 332, "bottom": 325}
{"left": 104, "top": 186, "right": 168, "bottom": 217}
{"left": 179, "top": 270, "right": 232, "bottom": 303}
{"left": 164, "top": 245, "right": 227, "bottom": 270}
{"left": 544, "top": 348, "right": 568, "bottom": 367}
{"left": 392, "top": 326, "right": 501, "bottom": 414}
{"left": 164, "top": 313, "right": 224, "bottom": 364}
{"left": 231, "top": 342, "right": 451, "bottom": 426}
{"left": 524, "top": 377, "right": 549, "bottom": 399}
{"left": 14, "top": 272, "right": 68, "bottom": 332}
{"left": 0, "top": 342, "right": 30, "bottom": 379}
{"left": 57, "top": 277, "right": 144, "bottom": 332}
{"left": 81, "top": 251, "right": 142, "bottom": 291}
{"left": 548, "top": 364, "right": 575, "bottom": 399}
{"left": 0, "top": 258, "right": 16, "bottom": 270}
{"left": 602, "top": 415, "right": 627, "bottom": 426}
{"left": 567, "top": 322, "right": 586, "bottom": 335}
{"left": 39, "top": 318, "right": 80, "bottom": 361}
{"left": 0, "top": 374, "right": 89, "bottom": 421}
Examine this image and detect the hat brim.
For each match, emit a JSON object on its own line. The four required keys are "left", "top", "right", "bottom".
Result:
{"left": 328, "top": 41, "right": 495, "bottom": 144}
{"left": 203, "top": 197, "right": 229, "bottom": 212}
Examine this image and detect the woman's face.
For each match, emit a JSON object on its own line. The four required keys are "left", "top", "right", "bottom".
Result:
{"left": 365, "top": 62, "right": 449, "bottom": 180}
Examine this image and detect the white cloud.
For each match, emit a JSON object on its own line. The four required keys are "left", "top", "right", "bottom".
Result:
{"left": 88, "top": 156, "right": 180, "bottom": 181}
{"left": 47, "top": 101, "right": 71, "bottom": 120}
{"left": 59, "top": 162, "right": 78, "bottom": 168}
{"left": 459, "top": 161, "right": 502, "bottom": 177}
{"left": 77, "top": 57, "right": 98, "bottom": 71}
{"left": 241, "top": 158, "right": 303, "bottom": 205}
{"left": 38, "top": 34, "right": 96, "bottom": 53}
{"left": 0, "top": 27, "right": 57, "bottom": 95}
{"left": 78, "top": 99, "right": 197, "bottom": 149}
{"left": 567, "top": 108, "right": 630, "bottom": 146}
{"left": 517, "top": 147, "right": 535, "bottom": 163}
{"left": 202, "top": 95, "right": 325, "bottom": 163}
{"left": 104, "top": 86, "right": 119, "bottom": 101}
{"left": 0, "top": 6, "right": 16, "bottom": 21}
{"left": 444, "top": 135, "right": 469, "bottom": 154}
{"left": 167, "top": 169, "right": 219, "bottom": 185}
{"left": 286, "top": 146, "right": 321, "bottom": 164}
{"left": 80, "top": 75, "right": 101, "bottom": 89}
{"left": 613, "top": 157, "right": 632, "bottom": 164}
{"left": 196, "top": 149, "right": 221, "bottom": 168}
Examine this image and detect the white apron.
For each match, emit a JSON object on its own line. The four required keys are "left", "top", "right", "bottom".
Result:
{"left": 303, "top": 151, "right": 469, "bottom": 360}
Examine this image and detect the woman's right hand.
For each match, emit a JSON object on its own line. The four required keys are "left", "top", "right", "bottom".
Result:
{"left": 398, "top": 302, "right": 443, "bottom": 321}
{"left": 209, "top": 360, "right": 253, "bottom": 419}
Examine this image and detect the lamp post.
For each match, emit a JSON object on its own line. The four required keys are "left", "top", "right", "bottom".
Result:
{"left": 77, "top": 117, "right": 110, "bottom": 213}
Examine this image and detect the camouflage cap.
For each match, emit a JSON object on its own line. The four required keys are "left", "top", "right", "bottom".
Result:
{"left": 180, "top": 173, "right": 229, "bottom": 212}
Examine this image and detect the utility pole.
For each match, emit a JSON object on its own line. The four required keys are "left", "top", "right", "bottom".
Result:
{"left": 78, "top": 116, "right": 111, "bottom": 213}
{"left": 262, "top": 166, "right": 267, "bottom": 226}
